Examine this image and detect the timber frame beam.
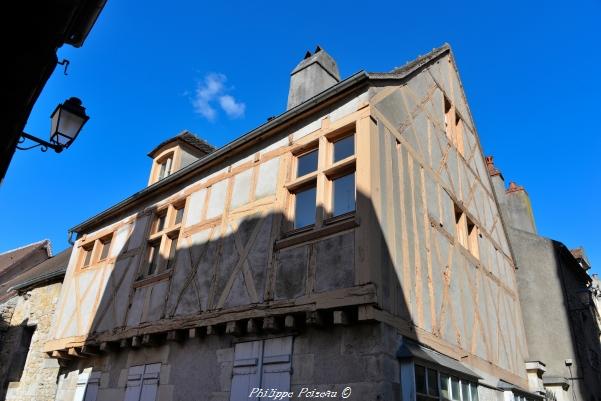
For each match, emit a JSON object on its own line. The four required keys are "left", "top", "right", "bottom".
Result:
{"left": 46, "top": 303, "right": 369, "bottom": 358}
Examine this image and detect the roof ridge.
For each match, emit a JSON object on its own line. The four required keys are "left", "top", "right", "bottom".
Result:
{"left": 389, "top": 43, "right": 450, "bottom": 75}
{"left": 68, "top": 45, "right": 454, "bottom": 235}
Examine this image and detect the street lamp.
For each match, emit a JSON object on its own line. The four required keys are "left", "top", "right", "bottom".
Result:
{"left": 18, "top": 97, "right": 89, "bottom": 153}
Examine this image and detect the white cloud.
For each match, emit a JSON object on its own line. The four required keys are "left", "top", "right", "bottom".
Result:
{"left": 218, "top": 95, "right": 246, "bottom": 118}
{"left": 191, "top": 73, "right": 245, "bottom": 121}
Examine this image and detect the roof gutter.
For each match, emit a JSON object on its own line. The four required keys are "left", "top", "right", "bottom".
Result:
{"left": 70, "top": 71, "right": 370, "bottom": 235}
{"left": 8, "top": 269, "right": 66, "bottom": 294}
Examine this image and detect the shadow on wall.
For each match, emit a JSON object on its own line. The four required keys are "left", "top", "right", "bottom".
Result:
{"left": 52, "top": 187, "right": 419, "bottom": 400}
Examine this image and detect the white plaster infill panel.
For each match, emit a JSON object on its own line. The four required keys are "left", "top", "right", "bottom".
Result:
{"left": 231, "top": 169, "right": 253, "bottom": 209}
{"left": 329, "top": 91, "right": 368, "bottom": 123}
{"left": 261, "top": 137, "right": 288, "bottom": 155}
{"left": 110, "top": 223, "right": 132, "bottom": 258}
{"left": 206, "top": 179, "right": 228, "bottom": 219}
{"left": 291, "top": 118, "right": 320, "bottom": 142}
{"left": 184, "top": 188, "right": 207, "bottom": 228}
{"left": 291, "top": 90, "right": 368, "bottom": 143}
{"left": 255, "top": 157, "right": 280, "bottom": 200}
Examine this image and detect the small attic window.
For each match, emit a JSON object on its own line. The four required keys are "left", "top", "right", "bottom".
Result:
{"left": 156, "top": 153, "right": 174, "bottom": 181}
{"left": 444, "top": 96, "right": 453, "bottom": 142}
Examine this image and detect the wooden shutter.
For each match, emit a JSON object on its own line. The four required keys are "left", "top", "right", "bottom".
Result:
{"left": 74, "top": 371, "right": 101, "bottom": 401}
{"left": 124, "top": 364, "right": 160, "bottom": 401}
{"left": 124, "top": 365, "right": 144, "bottom": 401}
{"left": 83, "top": 372, "right": 101, "bottom": 401}
{"left": 140, "top": 363, "right": 160, "bottom": 401}
{"left": 230, "top": 340, "right": 263, "bottom": 401}
{"left": 74, "top": 371, "right": 90, "bottom": 401}
{"left": 261, "top": 337, "right": 293, "bottom": 400}
{"left": 230, "top": 337, "right": 293, "bottom": 401}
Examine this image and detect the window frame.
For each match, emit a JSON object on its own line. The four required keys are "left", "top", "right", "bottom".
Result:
{"left": 80, "top": 242, "right": 94, "bottom": 268}
{"left": 411, "top": 362, "right": 479, "bottom": 401}
{"left": 138, "top": 201, "right": 186, "bottom": 281}
{"left": 156, "top": 152, "right": 174, "bottom": 181}
{"left": 78, "top": 233, "right": 114, "bottom": 269}
{"left": 285, "top": 126, "right": 357, "bottom": 234}
{"left": 98, "top": 235, "right": 113, "bottom": 261}
{"left": 454, "top": 203, "right": 479, "bottom": 259}
{"left": 443, "top": 96, "right": 466, "bottom": 157}
{"left": 148, "top": 146, "right": 182, "bottom": 186}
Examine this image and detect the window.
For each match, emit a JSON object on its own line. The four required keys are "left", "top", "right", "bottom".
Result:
{"left": 443, "top": 97, "right": 465, "bottom": 157}
{"left": 333, "top": 135, "right": 354, "bottom": 162}
{"left": 416, "top": 365, "right": 478, "bottom": 401}
{"left": 293, "top": 186, "right": 317, "bottom": 229}
{"left": 81, "top": 243, "right": 94, "bottom": 267}
{"left": 454, "top": 204, "right": 479, "bottom": 259}
{"left": 146, "top": 241, "right": 160, "bottom": 276}
{"left": 297, "top": 149, "right": 318, "bottom": 177}
{"left": 467, "top": 220, "right": 479, "bottom": 259}
{"left": 444, "top": 97, "right": 453, "bottom": 142}
{"left": 286, "top": 131, "right": 356, "bottom": 232}
{"left": 328, "top": 134, "right": 356, "bottom": 218}
{"left": 156, "top": 154, "right": 173, "bottom": 181}
{"left": 79, "top": 233, "right": 113, "bottom": 268}
{"left": 332, "top": 172, "right": 355, "bottom": 217}
{"left": 99, "top": 236, "right": 112, "bottom": 261}
{"left": 141, "top": 202, "right": 184, "bottom": 278}
{"left": 124, "top": 363, "right": 160, "bottom": 401}
{"left": 230, "top": 337, "right": 292, "bottom": 401}
{"left": 165, "top": 234, "right": 179, "bottom": 270}
{"left": 454, "top": 113, "right": 465, "bottom": 156}
{"left": 289, "top": 147, "right": 319, "bottom": 229}
{"left": 509, "top": 393, "right": 537, "bottom": 401}
{"left": 174, "top": 205, "right": 185, "bottom": 225}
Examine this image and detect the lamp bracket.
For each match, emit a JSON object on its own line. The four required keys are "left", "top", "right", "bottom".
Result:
{"left": 18, "top": 132, "right": 63, "bottom": 153}
{"left": 57, "top": 59, "right": 70, "bottom": 75}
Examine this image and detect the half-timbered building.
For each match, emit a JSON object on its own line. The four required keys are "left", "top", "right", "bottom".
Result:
{"left": 44, "top": 45, "right": 542, "bottom": 401}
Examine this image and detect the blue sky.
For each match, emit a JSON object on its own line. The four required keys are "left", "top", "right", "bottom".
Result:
{"left": 1, "top": 0, "right": 599, "bottom": 275}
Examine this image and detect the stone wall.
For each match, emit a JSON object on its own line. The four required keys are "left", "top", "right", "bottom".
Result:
{"left": 0, "top": 297, "right": 18, "bottom": 400}
{"left": 54, "top": 322, "right": 403, "bottom": 401}
{"left": 1, "top": 282, "right": 63, "bottom": 401}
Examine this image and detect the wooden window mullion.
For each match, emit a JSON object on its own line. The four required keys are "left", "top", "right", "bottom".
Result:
{"left": 315, "top": 136, "right": 328, "bottom": 228}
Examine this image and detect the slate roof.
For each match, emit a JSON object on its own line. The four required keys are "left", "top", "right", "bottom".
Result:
{"left": 147, "top": 130, "right": 215, "bottom": 158}
{"left": 0, "top": 240, "right": 51, "bottom": 275}
{"left": 0, "top": 248, "right": 70, "bottom": 302}
{"left": 70, "top": 44, "right": 453, "bottom": 235}
{"left": 396, "top": 339, "right": 480, "bottom": 380}
{"left": 570, "top": 247, "right": 591, "bottom": 270}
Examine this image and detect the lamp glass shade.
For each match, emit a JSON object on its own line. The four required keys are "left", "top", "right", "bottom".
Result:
{"left": 49, "top": 97, "right": 89, "bottom": 147}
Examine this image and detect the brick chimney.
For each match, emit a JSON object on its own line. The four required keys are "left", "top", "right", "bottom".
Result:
{"left": 287, "top": 46, "right": 340, "bottom": 110}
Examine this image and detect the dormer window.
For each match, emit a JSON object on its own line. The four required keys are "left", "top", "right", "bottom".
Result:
{"left": 147, "top": 131, "right": 215, "bottom": 186}
{"left": 157, "top": 153, "right": 173, "bottom": 181}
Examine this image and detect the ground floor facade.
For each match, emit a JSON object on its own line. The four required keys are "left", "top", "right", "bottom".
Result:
{"left": 53, "top": 322, "right": 535, "bottom": 401}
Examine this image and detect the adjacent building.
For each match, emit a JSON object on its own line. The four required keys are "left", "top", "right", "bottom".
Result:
{"left": 42, "top": 44, "right": 547, "bottom": 401}
{"left": 486, "top": 158, "right": 601, "bottom": 401}
{"left": 0, "top": 242, "right": 70, "bottom": 401}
